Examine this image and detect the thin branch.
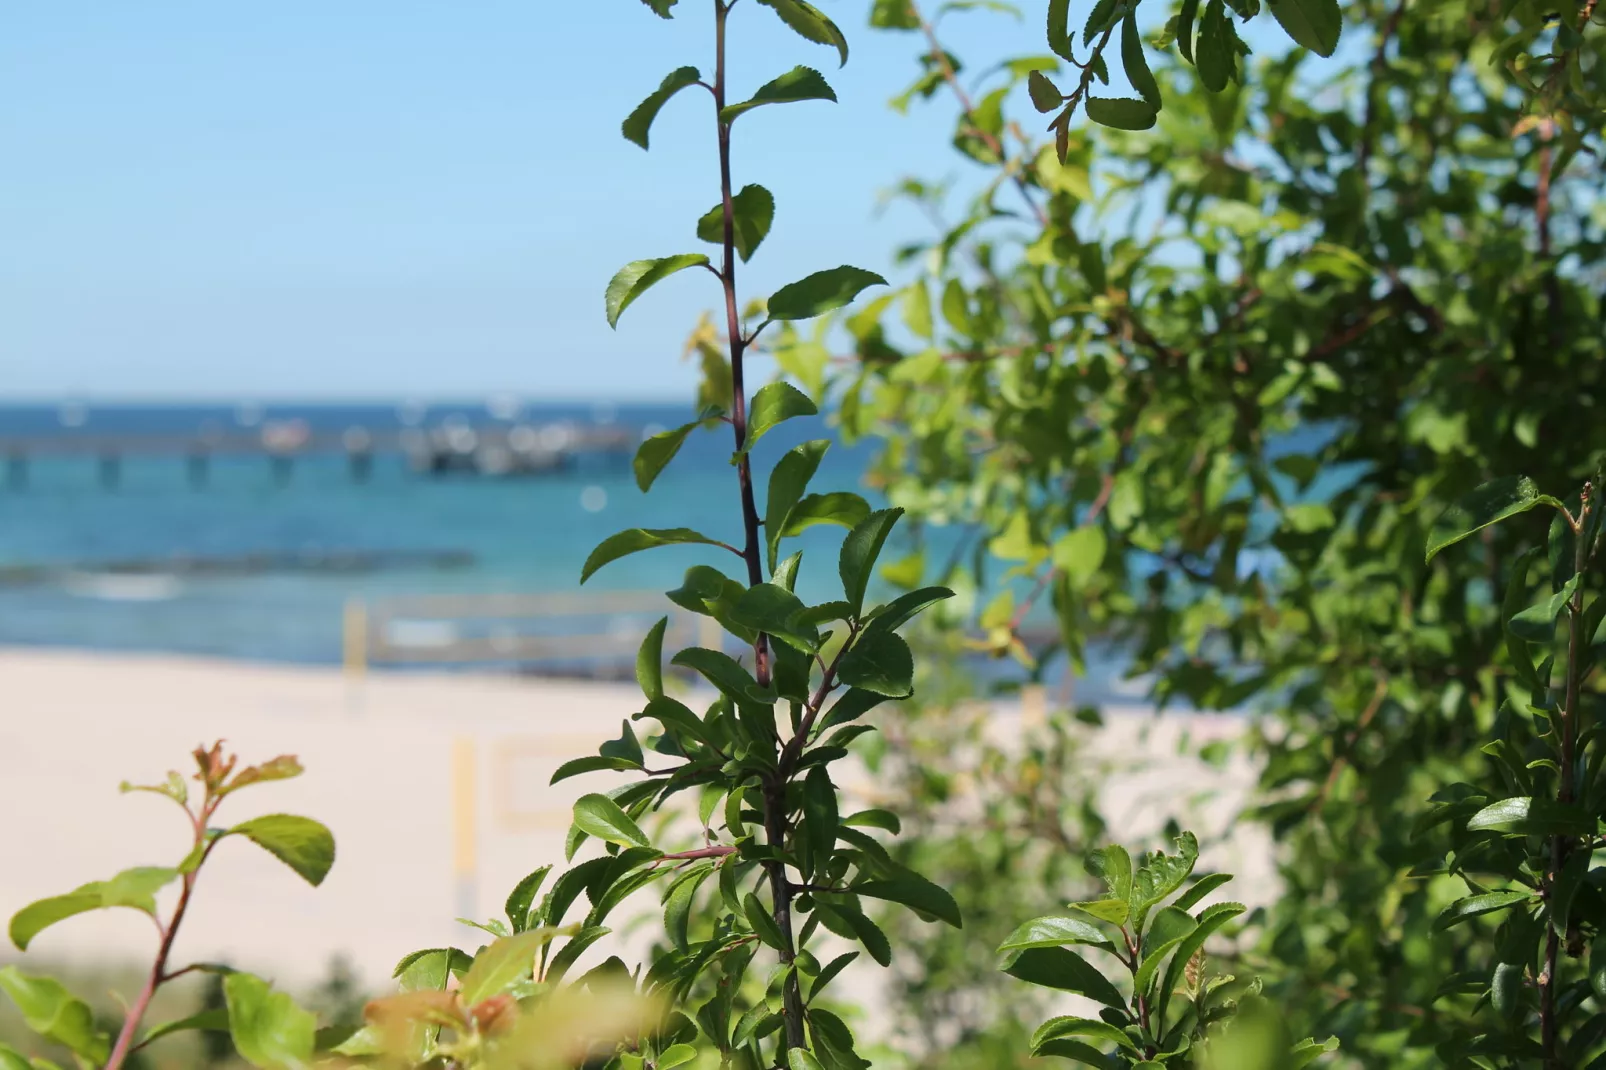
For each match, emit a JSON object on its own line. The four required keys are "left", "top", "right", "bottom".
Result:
{"left": 1310, "top": 670, "right": 1389, "bottom": 815}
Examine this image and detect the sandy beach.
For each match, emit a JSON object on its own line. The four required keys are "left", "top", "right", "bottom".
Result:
{"left": 0, "top": 648, "right": 1266, "bottom": 996}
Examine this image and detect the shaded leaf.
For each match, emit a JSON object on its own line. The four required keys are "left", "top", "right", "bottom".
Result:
{"left": 1085, "top": 96, "right": 1158, "bottom": 130}
{"left": 783, "top": 492, "right": 872, "bottom": 537}
{"left": 853, "top": 871, "right": 961, "bottom": 927}
{"left": 758, "top": 0, "right": 849, "bottom": 66}
{"left": 622, "top": 67, "right": 700, "bottom": 149}
{"left": 1427, "top": 476, "right": 1558, "bottom": 562}
{"left": 766, "top": 440, "right": 831, "bottom": 569}
{"left": 840, "top": 508, "right": 904, "bottom": 614}
{"left": 838, "top": 631, "right": 914, "bottom": 698}
{"left": 696, "top": 184, "right": 776, "bottom": 263}
{"left": 768, "top": 266, "right": 889, "bottom": 321}
{"left": 581, "top": 527, "right": 728, "bottom": 584}
{"left": 1268, "top": 0, "right": 1342, "bottom": 57}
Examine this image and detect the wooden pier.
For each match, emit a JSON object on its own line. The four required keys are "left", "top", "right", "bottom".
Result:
{"left": 0, "top": 419, "right": 639, "bottom": 488}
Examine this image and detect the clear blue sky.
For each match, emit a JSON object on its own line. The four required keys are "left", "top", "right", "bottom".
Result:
{"left": 1, "top": 1, "right": 1045, "bottom": 402}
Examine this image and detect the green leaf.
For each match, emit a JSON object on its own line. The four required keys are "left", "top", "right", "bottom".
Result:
{"left": 696, "top": 184, "right": 776, "bottom": 263}
{"left": 766, "top": 440, "right": 831, "bottom": 569}
{"left": 789, "top": 1051, "right": 827, "bottom": 1070}
{"left": 817, "top": 904, "right": 893, "bottom": 966}
{"left": 853, "top": 871, "right": 961, "bottom": 927}
{"left": 1088, "top": 844, "right": 1133, "bottom": 902}
{"left": 140, "top": 1009, "right": 232, "bottom": 1047}
{"left": 1047, "top": 0, "right": 1073, "bottom": 58}
{"left": 1000, "top": 947, "right": 1126, "bottom": 1008}
{"left": 838, "top": 631, "right": 914, "bottom": 698}
{"left": 605, "top": 254, "right": 710, "bottom": 329}
{"left": 1436, "top": 889, "right": 1534, "bottom": 930}
{"left": 840, "top": 508, "right": 904, "bottom": 615}
{"left": 659, "top": 1044, "right": 699, "bottom": 1070}
{"left": 504, "top": 866, "right": 552, "bottom": 933}
{"left": 1467, "top": 796, "right": 1595, "bottom": 837}
{"left": 784, "top": 492, "right": 872, "bottom": 537}
{"left": 635, "top": 695, "right": 716, "bottom": 749}
{"left": 863, "top": 586, "right": 954, "bottom": 635}
{"left": 1177, "top": 0, "right": 1200, "bottom": 61}
{"left": 721, "top": 66, "right": 837, "bottom": 123}
{"left": 741, "top": 382, "right": 818, "bottom": 455}
{"left": 637, "top": 616, "right": 668, "bottom": 701}
{"left": 1172, "top": 872, "right": 1233, "bottom": 912}
{"left": 622, "top": 67, "right": 701, "bottom": 149}
{"left": 230, "top": 815, "right": 335, "bottom": 887}
{"left": 572, "top": 794, "right": 653, "bottom": 850}
{"left": 1509, "top": 576, "right": 1579, "bottom": 642}
{"left": 224, "top": 972, "right": 317, "bottom": 1070}
{"left": 1427, "top": 476, "right": 1559, "bottom": 562}
{"left": 731, "top": 583, "right": 819, "bottom": 653}
{"left": 671, "top": 647, "right": 770, "bottom": 702}
{"left": 1027, "top": 69, "right": 1062, "bottom": 112}
{"left": 997, "top": 915, "right": 1116, "bottom": 954}
{"left": 743, "top": 892, "right": 790, "bottom": 950}
{"left": 459, "top": 929, "right": 565, "bottom": 1005}
{"left": 1032, "top": 1017, "right": 1139, "bottom": 1054}
{"left": 1069, "top": 897, "right": 1130, "bottom": 925}
{"left": 1156, "top": 902, "right": 1247, "bottom": 1025}
{"left": 1121, "top": 13, "right": 1161, "bottom": 109}
{"left": 758, "top": 0, "right": 849, "bottom": 65}
{"left": 581, "top": 527, "right": 728, "bottom": 583}
{"left": 1268, "top": 0, "right": 1342, "bottom": 57}
{"left": 768, "top": 266, "right": 889, "bottom": 321}
{"left": 1052, "top": 526, "right": 1107, "bottom": 586}
{"left": 549, "top": 755, "right": 642, "bottom": 785}
{"left": 664, "top": 866, "right": 712, "bottom": 951}
{"left": 0, "top": 968, "right": 109, "bottom": 1064}
{"left": 1195, "top": 0, "right": 1231, "bottom": 92}
{"left": 634, "top": 410, "right": 719, "bottom": 493}
{"left": 802, "top": 766, "right": 839, "bottom": 879}
{"left": 638, "top": 0, "right": 678, "bottom": 16}
{"left": 1085, "top": 95, "right": 1158, "bottom": 130}
{"left": 9, "top": 866, "right": 179, "bottom": 950}
{"left": 871, "top": 0, "right": 921, "bottom": 29}
{"left": 1133, "top": 906, "right": 1198, "bottom": 995}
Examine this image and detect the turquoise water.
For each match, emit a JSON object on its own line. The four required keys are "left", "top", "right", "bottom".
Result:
{"left": 0, "top": 401, "right": 883, "bottom": 665}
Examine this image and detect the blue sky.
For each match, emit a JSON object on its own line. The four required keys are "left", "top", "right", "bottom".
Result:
{"left": 1, "top": 1, "right": 1046, "bottom": 401}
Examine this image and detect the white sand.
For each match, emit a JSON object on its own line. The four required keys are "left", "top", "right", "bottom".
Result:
{"left": 0, "top": 649, "right": 1266, "bottom": 996}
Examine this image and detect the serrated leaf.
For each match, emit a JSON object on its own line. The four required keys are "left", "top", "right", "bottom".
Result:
{"left": 766, "top": 440, "right": 830, "bottom": 569}
{"left": 768, "top": 266, "right": 888, "bottom": 323}
{"left": 1031, "top": 1016, "right": 1139, "bottom": 1054}
{"left": 1085, "top": 96, "right": 1158, "bottom": 130}
{"left": 1121, "top": 13, "right": 1161, "bottom": 109}
{"left": 504, "top": 866, "right": 552, "bottom": 933}
{"left": 743, "top": 892, "right": 790, "bottom": 949}
{"left": 1268, "top": 0, "right": 1342, "bottom": 57}
{"left": 838, "top": 631, "right": 914, "bottom": 698}
{"left": 783, "top": 492, "right": 872, "bottom": 537}
{"left": 816, "top": 904, "right": 893, "bottom": 966}
{"left": 853, "top": 871, "right": 961, "bottom": 927}
{"left": 1027, "top": 69, "right": 1063, "bottom": 112}
{"left": 759, "top": 0, "right": 849, "bottom": 66}
{"left": 696, "top": 184, "right": 776, "bottom": 263}
{"left": 840, "top": 508, "right": 904, "bottom": 614}
{"left": 622, "top": 67, "right": 700, "bottom": 149}
{"left": 1001, "top": 947, "right": 1126, "bottom": 1008}
{"left": 1156, "top": 901, "right": 1246, "bottom": 1025}
{"left": 998, "top": 914, "right": 1116, "bottom": 954}
{"left": 1427, "top": 476, "right": 1559, "bottom": 561}
{"left": 731, "top": 582, "right": 819, "bottom": 653}
{"left": 572, "top": 794, "right": 653, "bottom": 850}
{"left": 721, "top": 66, "right": 837, "bottom": 123}
{"left": 605, "top": 254, "right": 710, "bottom": 329}
{"left": 549, "top": 755, "right": 642, "bottom": 785}
{"left": 1467, "top": 796, "right": 1594, "bottom": 837}
{"left": 230, "top": 815, "right": 335, "bottom": 887}
{"left": 581, "top": 527, "right": 728, "bottom": 584}
{"left": 671, "top": 647, "right": 770, "bottom": 702}
{"left": 740, "top": 382, "right": 817, "bottom": 456}
{"left": 1133, "top": 906, "right": 1197, "bottom": 994}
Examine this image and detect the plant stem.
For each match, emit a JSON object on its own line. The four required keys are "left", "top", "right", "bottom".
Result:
{"left": 1542, "top": 494, "right": 1590, "bottom": 1066}
{"left": 711, "top": 0, "right": 798, "bottom": 1054}
{"left": 711, "top": 0, "right": 770, "bottom": 687}
{"left": 106, "top": 810, "right": 214, "bottom": 1070}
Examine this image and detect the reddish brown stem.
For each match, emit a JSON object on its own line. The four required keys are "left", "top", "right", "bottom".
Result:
{"left": 106, "top": 805, "right": 217, "bottom": 1070}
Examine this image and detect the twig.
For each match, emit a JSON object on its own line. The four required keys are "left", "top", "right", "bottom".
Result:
{"left": 1310, "top": 670, "right": 1389, "bottom": 815}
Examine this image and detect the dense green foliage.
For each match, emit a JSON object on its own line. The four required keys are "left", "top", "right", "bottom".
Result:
{"left": 7, "top": 0, "right": 1606, "bottom": 1068}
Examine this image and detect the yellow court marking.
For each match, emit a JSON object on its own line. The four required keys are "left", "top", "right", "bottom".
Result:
{"left": 491, "top": 733, "right": 616, "bottom": 831}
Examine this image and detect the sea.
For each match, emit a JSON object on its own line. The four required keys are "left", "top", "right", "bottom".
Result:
{"left": 0, "top": 400, "right": 1137, "bottom": 696}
